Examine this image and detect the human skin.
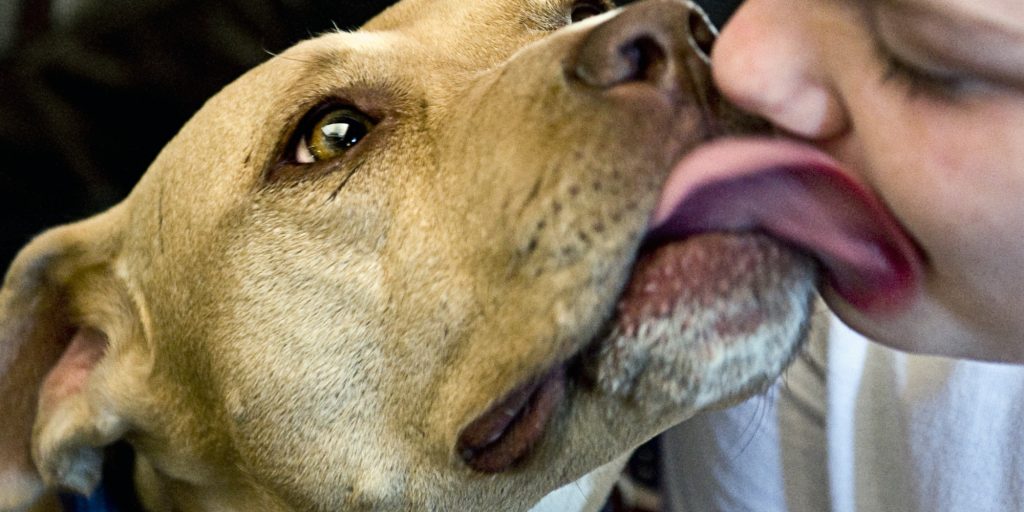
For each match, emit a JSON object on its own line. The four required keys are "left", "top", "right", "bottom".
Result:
{"left": 710, "top": 0, "right": 1024, "bottom": 362}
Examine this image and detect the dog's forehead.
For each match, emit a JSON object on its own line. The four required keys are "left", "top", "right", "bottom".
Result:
{"left": 365, "top": 0, "right": 573, "bottom": 33}
{"left": 262, "top": 0, "right": 612, "bottom": 111}
{"left": 276, "top": 0, "right": 578, "bottom": 79}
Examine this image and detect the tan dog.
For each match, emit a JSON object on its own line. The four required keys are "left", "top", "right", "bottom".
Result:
{"left": 0, "top": 1, "right": 824, "bottom": 510}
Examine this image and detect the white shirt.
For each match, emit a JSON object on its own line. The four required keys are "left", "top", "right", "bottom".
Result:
{"left": 662, "top": 314, "right": 1024, "bottom": 512}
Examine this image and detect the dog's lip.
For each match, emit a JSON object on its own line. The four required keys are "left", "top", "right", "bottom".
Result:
{"left": 648, "top": 136, "right": 923, "bottom": 313}
{"left": 457, "top": 364, "right": 567, "bottom": 473}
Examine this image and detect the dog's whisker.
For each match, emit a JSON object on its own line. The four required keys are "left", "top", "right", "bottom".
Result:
{"left": 272, "top": 53, "right": 323, "bottom": 66}
{"left": 728, "top": 391, "right": 771, "bottom": 462}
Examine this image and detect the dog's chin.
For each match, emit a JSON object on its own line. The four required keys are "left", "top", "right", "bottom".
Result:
{"left": 457, "top": 231, "right": 817, "bottom": 474}
{"left": 582, "top": 232, "right": 817, "bottom": 409}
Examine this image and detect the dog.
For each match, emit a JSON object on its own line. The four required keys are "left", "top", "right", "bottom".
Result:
{"left": 0, "top": 0, "right": 828, "bottom": 510}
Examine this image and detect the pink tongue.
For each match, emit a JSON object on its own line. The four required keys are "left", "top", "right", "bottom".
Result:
{"left": 649, "top": 138, "right": 922, "bottom": 313}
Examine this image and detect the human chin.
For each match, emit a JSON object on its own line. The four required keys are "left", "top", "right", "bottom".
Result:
{"left": 822, "top": 264, "right": 1024, "bottom": 363}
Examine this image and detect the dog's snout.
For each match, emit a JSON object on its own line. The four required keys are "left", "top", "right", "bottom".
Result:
{"left": 569, "top": 0, "right": 717, "bottom": 95}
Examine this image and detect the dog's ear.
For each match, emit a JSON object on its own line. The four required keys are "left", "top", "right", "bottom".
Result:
{"left": 0, "top": 210, "right": 141, "bottom": 509}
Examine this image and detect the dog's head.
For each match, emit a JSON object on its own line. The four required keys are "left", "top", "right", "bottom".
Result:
{"left": 0, "top": 0, "right": 831, "bottom": 510}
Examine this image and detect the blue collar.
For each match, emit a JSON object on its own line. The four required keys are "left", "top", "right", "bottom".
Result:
{"left": 60, "top": 443, "right": 142, "bottom": 512}
{"left": 60, "top": 482, "right": 121, "bottom": 512}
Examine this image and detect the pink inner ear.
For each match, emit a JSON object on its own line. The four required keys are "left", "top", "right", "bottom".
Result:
{"left": 0, "top": 296, "right": 69, "bottom": 504}
{"left": 39, "top": 328, "right": 107, "bottom": 414}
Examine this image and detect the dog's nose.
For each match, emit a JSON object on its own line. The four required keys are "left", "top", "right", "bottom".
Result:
{"left": 569, "top": 0, "right": 716, "bottom": 96}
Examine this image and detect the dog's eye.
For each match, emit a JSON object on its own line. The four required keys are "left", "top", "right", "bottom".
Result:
{"left": 570, "top": 0, "right": 611, "bottom": 23}
{"left": 294, "top": 106, "right": 374, "bottom": 164}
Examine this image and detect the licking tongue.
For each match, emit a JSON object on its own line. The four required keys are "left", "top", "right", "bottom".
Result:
{"left": 647, "top": 137, "right": 922, "bottom": 313}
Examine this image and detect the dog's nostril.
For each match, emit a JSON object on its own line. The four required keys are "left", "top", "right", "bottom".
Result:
{"left": 686, "top": 6, "right": 717, "bottom": 63}
{"left": 570, "top": 1, "right": 721, "bottom": 93}
{"left": 619, "top": 36, "right": 667, "bottom": 84}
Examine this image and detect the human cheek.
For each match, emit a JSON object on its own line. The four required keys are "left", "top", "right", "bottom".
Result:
{"left": 849, "top": 87, "right": 1024, "bottom": 257}
{"left": 843, "top": 83, "right": 1024, "bottom": 340}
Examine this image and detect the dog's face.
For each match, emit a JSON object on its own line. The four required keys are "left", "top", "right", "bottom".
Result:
{"left": 0, "top": 1, "right": 818, "bottom": 510}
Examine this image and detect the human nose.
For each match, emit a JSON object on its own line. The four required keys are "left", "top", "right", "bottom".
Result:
{"left": 709, "top": 0, "right": 849, "bottom": 140}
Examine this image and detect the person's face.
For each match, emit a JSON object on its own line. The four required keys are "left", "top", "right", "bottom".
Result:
{"left": 711, "top": 0, "right": 1024, "bottom": 361}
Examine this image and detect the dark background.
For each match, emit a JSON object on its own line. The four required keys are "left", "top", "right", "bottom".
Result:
{"left": 0, "top": 0, "right": 741, "bottom": 266}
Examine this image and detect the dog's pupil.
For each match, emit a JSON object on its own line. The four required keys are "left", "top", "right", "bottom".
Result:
{"left": 316, "top": 111, "right": 369, "bottom": 153}
{"left": 322, "top": 121, "right": 361, "bottom": 149}
{"left": 303, "top": 108, "right": 372, "bottom": 161}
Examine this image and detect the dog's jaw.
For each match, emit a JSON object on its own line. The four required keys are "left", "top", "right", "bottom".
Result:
{"left": 584, "top": 233, "right": 816, "bottom": 411}
{"left": 454, "top": 233, "right": 816, "bottom": 476}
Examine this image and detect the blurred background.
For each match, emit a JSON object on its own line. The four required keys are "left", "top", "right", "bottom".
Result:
{"left": 0, "top": 0, "right": 389, "bottom": 266}
{"left": 0, "top": 1, "right": 741, "bottom": 510}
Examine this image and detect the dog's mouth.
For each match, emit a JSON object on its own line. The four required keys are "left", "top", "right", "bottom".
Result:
{"left": 457, "top": 364, "right": 567, "bottom": 473}
{"left": 458, "top": 136, "right": 924, "bottom": 474}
